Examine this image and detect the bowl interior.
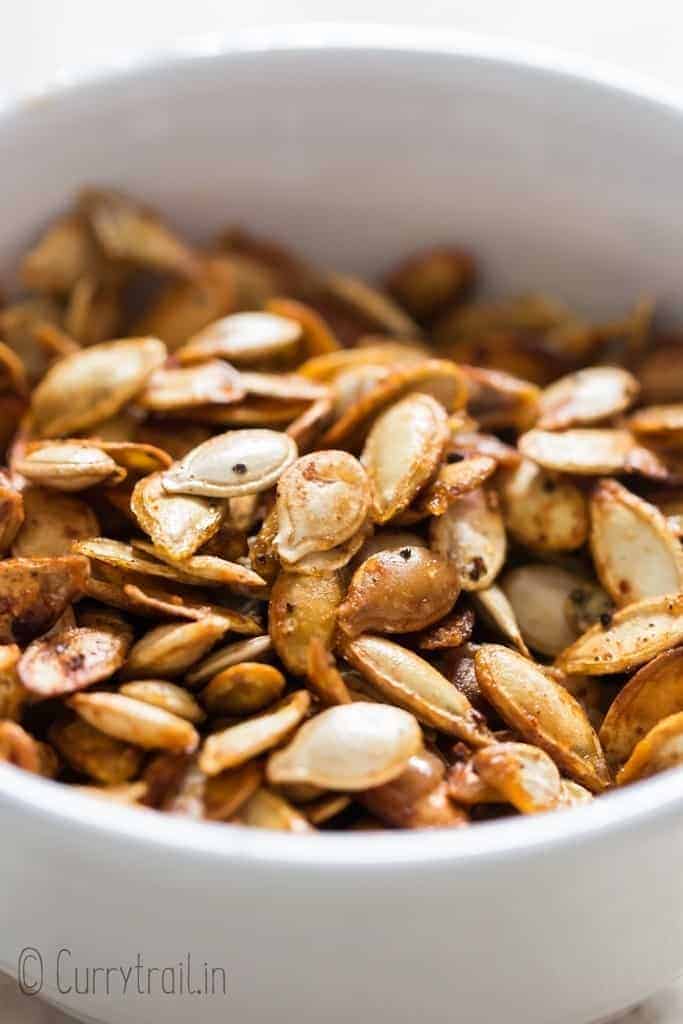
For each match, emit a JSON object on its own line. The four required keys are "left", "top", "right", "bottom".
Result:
{"left": 3, "top": 29, "right": 683, "bottom": 319}
{"left": 2, "top": 28, "right": 683, "bottom": 861}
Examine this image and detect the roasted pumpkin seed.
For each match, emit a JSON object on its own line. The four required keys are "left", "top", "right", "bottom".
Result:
{"left": 274, "top": 450, "right": 369, "bottom": 564}
{"left": 267, "top": 701, "right": 421, "bottom": 791}
{"left": 69, "top": 692, "right": 199, "bottom": 753}
{"left": 557, "top": 593, "right": 683, "bottom": 675}
{"left": 199, "top": 690, "right": 310, "bottom": 775}
{"left": 616, "top": 712, "right": 683, "bottom": 784}
{"left": 19, "top": 623, "right": 131, "bottom": 698}
{"left": 430, "top": 488, "right": 506, "bottom": 591}
{"left": 362, "top": 393, "right": 448, "bottom": 523}
{"left": 589, "top": 478, "right": 683, "bottom": 605}
{"left": 343, "top": 635, "right": 492, "bottom": 746}
{"left": 7, "top": 188, "right": 683, "bottom": 834}
{"left": 472, "top": 742, "right": 563, "bottom": 814}
{"left": 162, "top": 428, "right": 297, "bottom": 498}
{"left": 475, "top": 645, "right": 610, "bottom": 791}
{"left": 31, "top": 337, "right": 166, "bottom": 438}
{"left": 338, "top": 546, "right": 460, "bottom": 637}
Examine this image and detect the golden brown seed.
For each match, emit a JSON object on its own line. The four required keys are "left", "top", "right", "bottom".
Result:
{"left": 0, "top": 555, "right": 89, "bottom": 645}
{"left": 0, "top": 720, "right": 43, "bottom": 773}
{"left": 360, "top": 750, "right": 466, "bottom": 828}
{"left": 21, "top": 212, "right": 96, "bottom": 293}
{"left": 617, "top": 712, "right": 683, "bottom": 784}
{"left": 177, "top": 311, "right": 302, "bottom": 365}
{"left": 598, "top": 648, "right": 683, "bottom": 770}
{"left": 119, "top": 681, "right": 205, "bottom": 724}
{"left": 558, "top": 779, "right": 593, "bottom": 807}
{"left": 472, "top": 742, "right": 563, "bottom": 814}
{"left": 638, "top": 345, "right": 683, "bottom": 405}
{"left": 162, "top": 429, "right": 297, "bottom": 499}
{"left": 447, "top": 430, "right": 520, "bottom": 469}
{"left": 131, "top": 471, "right": 225, "bottom": 562}
{"left": 266, "top": 297, "right": 340, "bottom": 356}
{"left": 31, "top": 337, "right": 167, "bottom": 438}
{"left": 627, "top": 403, "right": 683, "bottom": 447}
{"left": 185, "top": 635, "right": 272, "bottom": 687}
{"left": 75, "top": 539, "right": 263, "bottom": 608}
{"left": 0, "top": 472, "right": 23, "bottom": 555}
{"left": 557, "top": 593, "right": 683, "bottom": 676}
{"left": 12, "top": 487, "right": 98, "bottom": 558}
{"left": 94, "top": 580, "right": 255, "bottom": 634}
{"left": 237, "top": 787, "right": 314, "bottom": 832}
{"left": 64, "top": 272, "right": 123, "bottom": 347}
{"left": 269, "top": 571, "right": 345, "bottom": 676}
{"left": 267, "top": 701, "right": 422, "bottom": 791}
{"left": 589, "top": 479, "right": 683, "bottom": 606}
{"left": 385, "top": 246, "right": 475, "bottom": 320}
{"left": 338, "top": 547, "right": 460, "bottom": 637}
{"left": 69, "top": 692, "right": 199, "bottom": 753}
{"left": 461, "top": 365, "right": 540, "bottom": 432}
{"left": 79, "top": 187, "right": 199, "bottom": 276}
{"left": 499, "top": 459, "right": 588, "bottom": 553}
{"left": 132, "top": 539, "right": 265, "bottom": 590}
{"left": 49, "top": 716, "right": 143, "bottom": 784}
{"left": 204, "top": 760, "right": 264, "bottom": 820}
{"left": 362, "top": 392, "right": 448, "bottom": 523}
{"left": 306, "top": 638, "right": 352, "bottom": 707}
{"left": 404, "top": 454, "right": 497, "bottom": 520}
{"left": 298, "top": 343, "right": 425, "bottom": 383}
{"left": 274, "top": 450, "right": 370, "bottom": 563}
{"left": 324, "top": 270, "right": 421, "bottom": 338}
{"left": 147, "top": 756, "right": 205, "bottom": 816}
{"left": 237, "top": 371, "right": 327, "bottom": 402}
{"left": 0, "top": 645, "right": 27, "bottom": 721}
{"left": 471, "top": 585, "right": 530, "bottom": 658}
{"left": 518, "top": 428, "right": 665, "bottom": 477}
{"left": 140, "top": 360, "right": 245, "bottom": 412}
{"left": 329, "top": 368, "right": 396, "bottom": 417}
{"left": 15, "top": 442, "right": 125, "bottom": 491}
{"left": 199, "top": 691, "right": 310, "bottom": 775}
{"left": 343, "top": 635, "right": 492, "bottom": 746}
{"left": 305, "top": 793, "right": 352, "bottom": 825}
{"left": 285, "top": 396, "right": 333, "bottom": 454}
{"left": 93, "top": 440, "right": 173, "bottom": 475}
{"left": 19, "top": 624, "right": 131, "bottom": 698}
{"left": 322, "top": 359, "right": 467, "bottom": 449}
{"left": 536, "top": 366, "right": 639, "bottom": 431}
{"left": 133, "top": 256, "right": 234, "bottom": 349}
{"left": 430, "top": 488, "right": 506, "bottom": 592}
{"left": 124, "top": 617, "right": 231, "bottom": 679}
{"left": 202, "top": 663, "right": 286, "bottom": 715}
{"left": 474, "top": 645, "right": 610, "bottom": 792}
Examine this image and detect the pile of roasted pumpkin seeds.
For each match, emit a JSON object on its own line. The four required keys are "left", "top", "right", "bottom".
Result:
{"left": 3, "top": 188, "right": 683, "bottom": 832}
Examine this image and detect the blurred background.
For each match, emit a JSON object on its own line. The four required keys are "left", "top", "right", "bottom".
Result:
{"left": 0, "top": 0, "right": 682, "bottom": 100}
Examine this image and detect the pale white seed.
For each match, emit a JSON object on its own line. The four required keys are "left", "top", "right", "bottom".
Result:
{"left": 162, "top": 429, "right": 298, "bottom": 498}
{"left": 266, "top": 701, "right": 422, "bottom": 790}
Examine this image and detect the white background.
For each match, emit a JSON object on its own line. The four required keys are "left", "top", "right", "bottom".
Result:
{"left": 1, "top": 1, "right": 682, "bottom": 1021}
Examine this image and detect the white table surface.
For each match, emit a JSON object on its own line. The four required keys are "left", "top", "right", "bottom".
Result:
{"left": 2, "top": 2, "right": 683, "bottom": 1021}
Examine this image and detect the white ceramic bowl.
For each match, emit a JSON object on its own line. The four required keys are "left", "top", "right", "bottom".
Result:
{"left": 2, "top": 26, "right": 683, "bottom": 1024}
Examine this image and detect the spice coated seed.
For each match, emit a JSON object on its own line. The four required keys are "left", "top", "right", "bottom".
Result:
{"left": 2, "top": 186, "right": 683, "bottom": 833}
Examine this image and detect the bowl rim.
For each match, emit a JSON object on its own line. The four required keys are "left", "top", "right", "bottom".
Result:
{"left": 2, "top": 22, "right": 683, "bottom": 869}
